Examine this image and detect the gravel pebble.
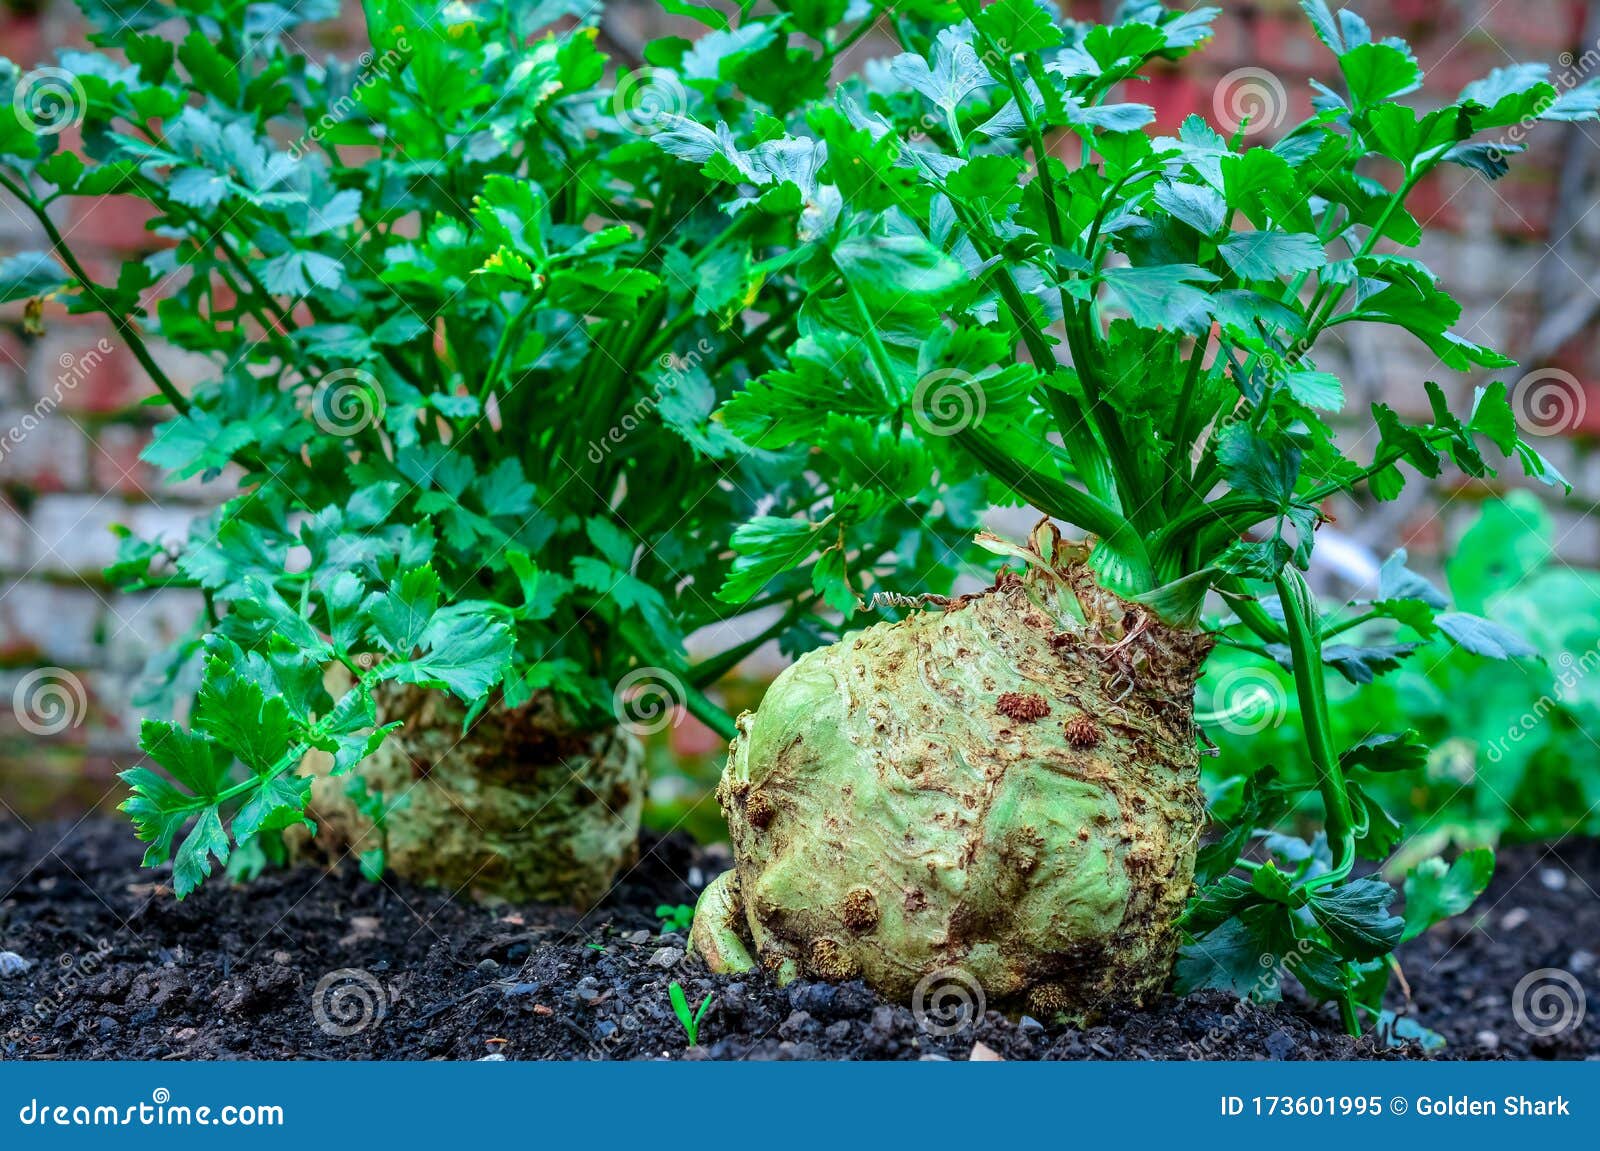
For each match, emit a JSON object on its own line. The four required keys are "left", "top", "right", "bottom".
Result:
{"left": 0, "top": 951, "right": 34, "bottom": 978}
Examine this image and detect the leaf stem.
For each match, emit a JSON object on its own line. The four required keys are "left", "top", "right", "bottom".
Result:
{"left": 1274, "top": 565, "right": 1356, "bottom": 879}
{"left": 0, "top": 170, "right": 190, "bottom": 415}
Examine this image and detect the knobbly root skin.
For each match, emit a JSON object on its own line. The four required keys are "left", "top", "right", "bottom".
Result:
{"left": 707, "top": 531, "right": 1211, "bottom": 1022}
{"left": 290, "top": 682, "right": 643, "bottom": 906}
{"left": 690, "top": 870, "right": 757, "bottom": 974}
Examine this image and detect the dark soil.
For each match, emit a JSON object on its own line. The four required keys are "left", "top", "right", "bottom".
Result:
{"left": 1, "top": 818, "right": 1594, "bottom": 1060}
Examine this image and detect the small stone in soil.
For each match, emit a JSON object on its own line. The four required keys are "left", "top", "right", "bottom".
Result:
{"left": 0, "top": 951, "right": 34, "bottom": 977}
{"left": 1265, "top": 1029, "right": 1297, "bottom": 1060}
{"left": 340, "top": 916, "right": 381, "bottom": 945}
{"left": 779, "top": 1010, "right": 817, "bottom": 1039}
{"left": 476, "top": 959, "right": 500, "bottom": 975}
{"left": 1502, "top": 907, "right": 1530, "bottom": 930}
{"left": 1475, "top": 1030, "right": 1500, "bottom": 1050}
{"left": 648, "top": 946, "right": 684, "bottom": 969}
{"left": 1539, "top": 869, "right": 1568, "bottom": 891}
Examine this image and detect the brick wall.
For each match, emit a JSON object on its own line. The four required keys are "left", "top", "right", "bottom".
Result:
{"left": 2, "top": 0, "right": 1598, "bottom": 818}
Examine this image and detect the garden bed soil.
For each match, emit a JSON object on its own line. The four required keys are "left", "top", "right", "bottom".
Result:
{"left": 1, "top": 818, "right": 1594, "bottom": 1061}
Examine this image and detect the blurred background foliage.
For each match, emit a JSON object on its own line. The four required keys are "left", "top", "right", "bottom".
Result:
{"left": 1200, "top": 491, "right": 1600, "bottom": 864}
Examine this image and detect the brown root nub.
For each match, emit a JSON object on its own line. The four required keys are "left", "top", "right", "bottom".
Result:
{"left": 840, "top": 887, "right": 880, "bottom": 932}
{"left": 744, "top": 789, "right": 774, "bottom": 829}
{"left": 1028, "top": 983, "right": 1071, "bottom": 1021}
{"left": 995, "top": 691, "right": 1050, "bottom": 722}
{"left": 809, "top": 937, "right": 859, "bottom": 980}
{"left": 1064, "top": 714, "right": 1102, "bottom": 748}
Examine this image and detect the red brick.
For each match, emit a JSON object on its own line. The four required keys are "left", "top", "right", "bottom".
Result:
{"left": 1424, "top": 48, "right": 1495, "bottom": 98}
{"left": 1253, "top": 14, "right": 1319, "bottom": 72}
{"left": 669, "top": 712, "right": 726, "bottom": 759}
{"left": 1399, "top": 513, "right": 1446, "bottom": 555}
{"left": 1491, "top": 177, "right": 1556, "bottom": 240}
{"left": 64, "top": 197, "right": 158, "bottom": 254}
{"left": 1485, "top": 0, "right": 1588, "bottom": 54}
{"left": 1145, "top": 70, "right": 1204, "bottom": 134}
{"left": 1203, "top": 9, "right": 1250, "bottom": 61}
{"left": 1390, "top": 0, "right": 1438, "bottom": 26}
{"left": 28, "top": 330, "right": 136, "bottom": 414}
{"left": 1551, "top": 336, "right": 1596, "bottom": 381}
{"left": 0, "top": 13, "right": 45, "bottom": 68}
{"left": 89, "top": 423, "right": 163, "bottom": 497}
{"left": 1408, "top": 170, "right": 1466, "bottom": 234}
{"left": 0, "top": 406, "right": 90, "bottom": 491}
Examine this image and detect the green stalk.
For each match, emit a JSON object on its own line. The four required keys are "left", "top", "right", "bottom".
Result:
{"left": 1164, "top": 331, "right": 1210, "bottom": 511}
{"left": 689, "top": 601, "right": 809, "bottom": 689}
{"left": 1216, "top": 577, "right": 1287, "bottom": 645}
{"left": 1274, "top": 566, "right": 1363, "bottom": 1036}
{"left": 1273, "top": 566, "right": 1355, "bottom": 877}
{"left": 827, "top": 4, "right": 884, "bottom": 59}
{"left": 957, "top": 429, "right": 1153, "bottom": 593}
{"left": 842, "top": 277, "right": 903, "bottom": 409}
{"left": 946, "top": 203, "right": 1118, "bottom": 504}
{"left": 958, "top": 6, "right": 1147, "bottom": 523}
{"left": 680, "top": 679, "right": 738, "bottom": 743}
{"left": 481, "top": 292, "right": 539, "bottom": 400}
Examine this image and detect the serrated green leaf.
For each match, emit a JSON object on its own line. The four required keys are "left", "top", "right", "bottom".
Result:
{"left": 1309, "top": 878, "right": 1404, "bottom": 961}
{"left": 1402, "top": 849, "right": 1493, "bottom": 941}
{"left": 1340, "top": 729, "right": 1428, "bottom": 773}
